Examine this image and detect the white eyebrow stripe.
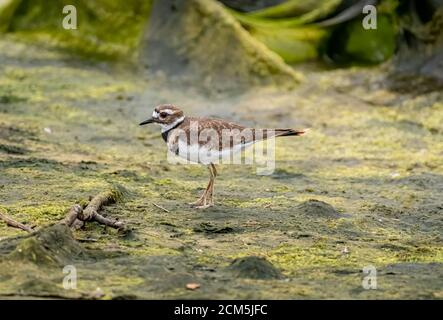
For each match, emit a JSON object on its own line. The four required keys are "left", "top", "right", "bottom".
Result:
{"left": 162, "top": 109, "right": 174, "bottom": 115}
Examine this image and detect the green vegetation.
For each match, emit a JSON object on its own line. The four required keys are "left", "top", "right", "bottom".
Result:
{"left": 231, "top": 0, "right": 342, "bottom": 27}
{"left": 327, "top": 14, "right": 396, "bottom": 64}
{"left": 230, "top": 0, "right": 400, "bottom": 64}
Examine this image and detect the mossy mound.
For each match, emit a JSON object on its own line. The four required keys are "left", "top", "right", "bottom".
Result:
{"left": 226, "top": 256, "right": 283, "bottom": 279}
{"left": 193, "top": 222, "right": 236, "bottom": 234}
{"left": 4, "top": 224, "right": 87, "bottom": 267}
{"left": 295, "top": 199, "right": 341, "bottom": 219}
{"left": 143, "top": 0, "right": 301, "bottom": 92}
{"left": 2, "top": 0, "right": 152, "bottom": 61}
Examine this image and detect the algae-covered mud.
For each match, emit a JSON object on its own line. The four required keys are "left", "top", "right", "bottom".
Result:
{"left": 1, "top": 0, "right": 443, "bottom": 300}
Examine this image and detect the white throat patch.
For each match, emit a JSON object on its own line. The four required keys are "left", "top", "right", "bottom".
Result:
{"left": 161, "top": 116, "right": 185, "bottom": 133}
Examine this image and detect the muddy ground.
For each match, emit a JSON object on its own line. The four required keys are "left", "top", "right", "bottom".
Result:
{"left": 0, "top": 37, "right": 442, "bottom": 299}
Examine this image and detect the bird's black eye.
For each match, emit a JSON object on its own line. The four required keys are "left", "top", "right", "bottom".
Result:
{"left": 160, "top": 112, "right": 168, "bottom": 118}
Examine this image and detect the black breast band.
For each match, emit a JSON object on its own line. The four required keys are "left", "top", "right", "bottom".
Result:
{"left": 161, "top": 119, "right": 184, "bottom": 142}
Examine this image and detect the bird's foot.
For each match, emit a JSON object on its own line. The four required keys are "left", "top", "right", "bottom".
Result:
{"left": 194, "top": 203, "right": 213, "bottom": 210}
{"left": 188, "top": 191, "right": 208, "bottom": 207}
{"left": 188, "top": 198, "right": 205, "bottom": 207}
{"left": 189, "top": 195, "right": 214, "bottom": 209}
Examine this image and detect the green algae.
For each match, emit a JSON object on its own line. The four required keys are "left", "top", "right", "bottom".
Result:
{"left": 0, "top": 38, "right": 442, "bottom": 299}
{"left": 267, "top": 243, "right": 443, "bottom": 274}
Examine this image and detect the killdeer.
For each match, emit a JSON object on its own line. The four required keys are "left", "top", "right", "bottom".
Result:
{"left": 139, "top": 104, "right": 306, "bottom": 209}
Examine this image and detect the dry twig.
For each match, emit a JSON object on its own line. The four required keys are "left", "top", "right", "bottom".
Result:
{"left": 61, "top": 189, "right": 126, "bottom": 232}
{"left": 60, "top": 204, "right": 83, "bottom": 228}
{"left": 1, "top": 188, "right": 127, "bottom": 235}
{"left": 78, "top": 190, "right": 120, "bottom": 221}
{"left": 152, "top": 202, "right": 169, "bottom": 213}
{"left": 0, "top": 210, "right": 33, "bottom": 232}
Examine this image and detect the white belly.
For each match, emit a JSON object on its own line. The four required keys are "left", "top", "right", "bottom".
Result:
{"left": 170, "top": 140, "right": 255, "bottom": 165}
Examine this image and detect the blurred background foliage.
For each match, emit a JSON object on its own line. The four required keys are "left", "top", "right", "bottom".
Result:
{"left": 0, "top": 0, "right": 442, "bottom": 68}
{"left": 0, "top": 0, "right": 152, "bottom": 60}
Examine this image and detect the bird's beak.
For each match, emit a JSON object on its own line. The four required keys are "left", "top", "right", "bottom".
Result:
{"left": 139, "top": 118, "right": 155, "bottom": 126}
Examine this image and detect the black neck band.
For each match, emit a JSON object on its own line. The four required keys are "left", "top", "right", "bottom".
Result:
{"left": 161, "top": 118, "right": 184, "bottom": 142}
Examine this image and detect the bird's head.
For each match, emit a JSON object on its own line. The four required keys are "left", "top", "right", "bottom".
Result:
{"left": 139, "top": 104, "right": 185, "bottom": 132}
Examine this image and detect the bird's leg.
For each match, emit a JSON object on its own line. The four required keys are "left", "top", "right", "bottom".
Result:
{"left": 189, "top": 183, "right": 210, "bottom": 207}
{"left": 206, "top": 163, "right": 217, "bottom": 206}
{"left": 194, "top": 166, "right": 216, "bottom": 209}
{"left": 193, "top": 165, "right": 217, "bottom": 209}
{"left": 189, "top": 165, "right": 213, "bottom": 207}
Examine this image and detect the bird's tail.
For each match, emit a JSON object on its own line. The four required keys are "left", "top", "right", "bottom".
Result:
{"left": 274, "top": 128, "right": 309, "bottom": 137}
{"left": 244, "top": 128, "right": 309, "bottom": 143}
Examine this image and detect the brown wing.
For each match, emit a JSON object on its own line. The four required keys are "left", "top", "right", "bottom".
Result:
{"left": 169, "top": 117, "right": 246, "bottom": 151}
{"left": 168, "top": 117, "right": 306, "bottom": 152}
